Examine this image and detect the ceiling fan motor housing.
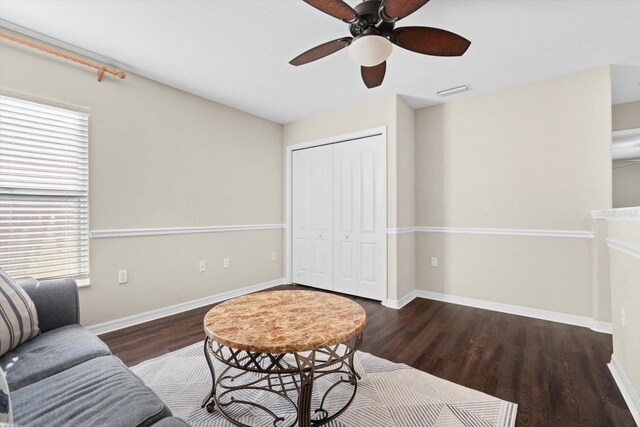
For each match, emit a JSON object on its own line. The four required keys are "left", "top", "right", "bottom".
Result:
{"left": 350, "top": 0, "right": 394, "bottom": 39}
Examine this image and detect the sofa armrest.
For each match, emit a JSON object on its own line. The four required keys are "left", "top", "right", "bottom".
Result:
{"left": 20, "top": 278, "right": 80, "bottom": 333}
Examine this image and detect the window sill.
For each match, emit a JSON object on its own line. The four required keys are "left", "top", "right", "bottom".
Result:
{"left": 76, "top": 278, "right": 91, "bottom": 288}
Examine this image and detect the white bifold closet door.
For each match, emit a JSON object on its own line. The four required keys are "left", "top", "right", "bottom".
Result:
{"left": 292, "top": 145, "right": 333, "bottom": 290}
{"left": 332, "top": 135, "right": 386, "bottom": 300}
{"left": 292, "top": 134, "right": 385, "bottom": 301}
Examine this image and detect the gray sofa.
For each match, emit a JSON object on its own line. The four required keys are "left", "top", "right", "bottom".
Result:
{"left": 1, "top": 278, "right": 189, "bottom": 427}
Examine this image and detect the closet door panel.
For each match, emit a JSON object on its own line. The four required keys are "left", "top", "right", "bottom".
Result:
{"left": 361, "top": 148, "right": 376, "bottom": 233}
{"left": 296, "top": 133, "right": 385, "bottom": 300}
{"left": 360, "top": 242, "right": 376, "bottom": 283}
{"left": 333, "top": 145, "right": 358, "bottom": 295}
{"left": 356, "top": 136, "right": 386, "bottom": 301}
{"left": 339, "top": 152, "right": 354, "bottom": 232}
{"left": 292, "top": 149, "right": 312, "bottom": 286}
{"left": 310, "top": 145, "right": 333, "bottom": 290}
{"left": 358, "top": 147, "right": 378, "bottom": 295}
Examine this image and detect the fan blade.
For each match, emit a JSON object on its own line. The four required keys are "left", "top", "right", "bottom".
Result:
{"left": 361, "top": 61, "right": 386, "bottom": 88}
{"left": 392, "top": 27, "right": 471, "bottom": 56}
{"left": 289, "top": 37, "right": 353, "bottom": 66}
{"left": 303, "top": 0, "right": 359, "bottom": 23}
{"left": 379, "top": 0, "right": 430, "bottom": 22}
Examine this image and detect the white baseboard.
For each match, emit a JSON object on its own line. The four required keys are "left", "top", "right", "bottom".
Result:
{"left": 591, "top": 320, "right": 613, "bottom": 334}
{"left": 384, "top": 291, "right": 417, "bottom": 309}
{"left": 86, "top": 278, "right": 284, "bottom": 335}
{"left": 609, "top": 354, "right": 640, "bottom": 425}
{"left": 385, "top": 289, "right": 612, "bottom": 334}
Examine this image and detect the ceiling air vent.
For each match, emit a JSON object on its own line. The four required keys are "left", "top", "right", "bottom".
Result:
{"left": 437, "top": 84, "right": 470, "bottom": 97}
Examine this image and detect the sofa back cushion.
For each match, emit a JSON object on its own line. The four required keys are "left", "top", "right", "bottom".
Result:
{"left": 0, "top": 268, "right": 39, "bottom": 357}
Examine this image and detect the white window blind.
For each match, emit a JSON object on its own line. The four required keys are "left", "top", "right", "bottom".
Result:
{"left": 0, "top": 95, "right": 89, "bottom": 281}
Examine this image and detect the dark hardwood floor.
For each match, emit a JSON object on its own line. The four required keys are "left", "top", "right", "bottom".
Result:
{"left": 100, "top": 285, "right": 635, "bottom": 426}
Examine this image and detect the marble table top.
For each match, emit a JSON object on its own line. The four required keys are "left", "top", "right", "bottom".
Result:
{"left": 203, "top": 290, "right": 366, "bottom": 353}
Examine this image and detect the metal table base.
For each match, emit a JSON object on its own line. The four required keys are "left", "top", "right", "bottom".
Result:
{"left": 201, "top": 333, "right": 362, "bottom": 427}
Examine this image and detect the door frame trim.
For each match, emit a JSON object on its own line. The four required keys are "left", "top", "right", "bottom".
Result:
{"left": 285, "top": 126, "right": 388, "bottom": 302}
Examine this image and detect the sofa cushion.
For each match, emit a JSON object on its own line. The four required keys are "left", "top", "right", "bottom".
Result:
{"left": 0, "top": 268, "right": 39, "bottom": 357}
{"left": 0, "top": 367, "right": 11, "bottom": 423}
{"left": 0, "top": 324, "right": 110, "bottom": 390}
{"left": 11, "top": 355, "right": 172, "bottom": 427}
{"left": 152, "top": 417, "right": 191, "bottom": 427}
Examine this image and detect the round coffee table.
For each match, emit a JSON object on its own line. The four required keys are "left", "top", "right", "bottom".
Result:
{"left": 201, "top": 290, "right": 366, "bottom": 427}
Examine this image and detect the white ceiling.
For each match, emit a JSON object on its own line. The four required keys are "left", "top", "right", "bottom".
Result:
{"left": 612, "top": 64, "right": 640, "bottom": 105}
{"left": 1, "top": 0, "right": 639, "bottom": 124}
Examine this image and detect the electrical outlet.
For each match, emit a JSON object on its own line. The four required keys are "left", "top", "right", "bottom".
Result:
{"left": 223, "top": 258, "right": 230, "bottom": 269}
{"left": 431, "top": 257, "right": 438, "bottom": 267}
{"left": 271, "top": 252, "right": 277, "bottom": 261}
{"left": 621, "top": 306, "right": 626, "bottom": 328}
{"left": 118, "top": 270, "right": 128, "bottom": 285}
{"left": 199, "top": 261, "right": 206, "bottom": 273}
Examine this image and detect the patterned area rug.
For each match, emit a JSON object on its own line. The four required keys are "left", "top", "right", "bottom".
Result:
{"left": 132, "top": 342, "right": 517, "bottom": 426}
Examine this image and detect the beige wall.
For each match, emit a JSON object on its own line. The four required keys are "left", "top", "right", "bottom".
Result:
{"left": 607, "top": 215, "right": 640, "bottom": 416}
{"left": 613, "top": 161, "right": 640, "bottom": 208}
{"left": 418, "top": 234, "right": 594, "bottom": 314}
{"left": 612, "top": 101, "right": 640, "bottom": 131}
{"left": 0, "top": 30, "right": 284, "bottom": 325}
{"left": 0, "top": 26, "right": 620, "bottom": 326}
{"left": 592, "top": 219, "right": 612, "bottom": 323}
{"left": 612, "top": 101, "right": 640, "bottom": 209}
{"left": 283, "top": 94, "right": 398, "bottom": 226}
{"left": 396, "top": 97, "right": 416, "bottom": 229}
{"left": 396, "top": 98, "right": 416, "bottom": 300}
{"left": 415, "top": 67, "right": 612, "bottom": 317}
{"left": 283, "top": 94, "right": 416, "bottom": 301}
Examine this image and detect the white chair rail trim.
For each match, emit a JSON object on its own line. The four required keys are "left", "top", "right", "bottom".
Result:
{"left": 90, "top": 224, "right": 285, "bottom": 239}
{"left": 606, "top": 237, "right": 640, "bottom": 260}
{"left": 386, "top": 226, "right": 594, "bottom": 239}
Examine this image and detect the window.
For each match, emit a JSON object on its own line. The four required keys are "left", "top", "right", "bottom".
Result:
{"left": 0, "top": 95, "right": 89, "bottom": 282}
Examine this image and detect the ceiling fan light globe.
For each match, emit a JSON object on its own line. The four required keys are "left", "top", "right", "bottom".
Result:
{"left": 348, "top": 35, "right": 392, "bottom": 67}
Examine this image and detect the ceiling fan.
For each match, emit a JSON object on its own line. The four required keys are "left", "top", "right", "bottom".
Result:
{"left": 289, "top": 0, "right": 471, "bottom": 88}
